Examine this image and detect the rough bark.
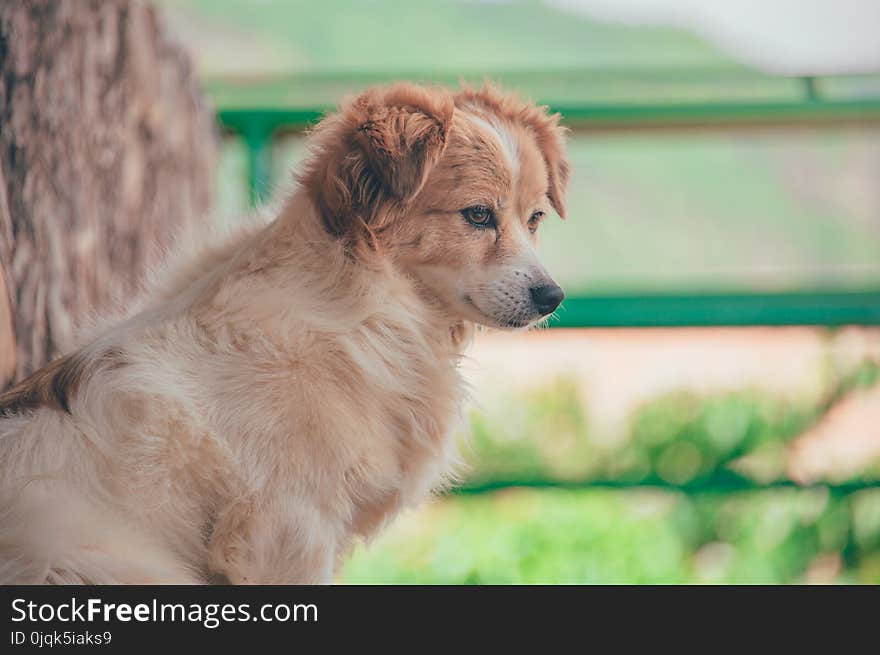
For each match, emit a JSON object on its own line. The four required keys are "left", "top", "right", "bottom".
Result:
{"left": 0, "top": 0, "right": 217, "bottom": 389}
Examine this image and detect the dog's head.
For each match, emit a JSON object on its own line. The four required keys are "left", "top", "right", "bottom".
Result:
{"left": 299, "top": 82, "right": 570, "bottom": 329}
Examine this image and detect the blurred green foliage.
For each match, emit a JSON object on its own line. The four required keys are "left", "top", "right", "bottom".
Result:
{"left": 341, "top": 359, "right": 880, "bottom": 584}
{"left": 343, "top": 487, "right": 880, "bottom": 583}
{"left": 465, "top": 378, "right": 826, "bottom": 489}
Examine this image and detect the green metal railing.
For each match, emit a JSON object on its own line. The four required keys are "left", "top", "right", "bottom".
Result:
{"left": 456, "top": 476, "right": 877, "bottom": 496}
{"left": 211, "top": 70, "right": 880, "bottom": 331}
{"left": 549, "top": 290, "right": 880, "bottom": 328}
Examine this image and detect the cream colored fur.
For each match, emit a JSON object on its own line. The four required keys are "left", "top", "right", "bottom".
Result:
{"left": 0, "top": 82, "right": 569, "bottom": 584}
{"left": 0, "top": 194, "right": 470, "bottom": 583}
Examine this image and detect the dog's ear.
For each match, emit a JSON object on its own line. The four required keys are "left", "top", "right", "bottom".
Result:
{"left": 532, "top": 114, "right": 571, "bottom": 219}
{"left": 513, "top": 103, "right": 570, "bottom": 219}
{"left": 300, "top": 83, "right": 454, "bottom": 242}
{"left": 353, "top": 85, "right": 454, "bottom": 201}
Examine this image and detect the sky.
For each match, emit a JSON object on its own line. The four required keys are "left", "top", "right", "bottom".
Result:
{"left": 546, "top": 0, "right": 880, "bottom": 74}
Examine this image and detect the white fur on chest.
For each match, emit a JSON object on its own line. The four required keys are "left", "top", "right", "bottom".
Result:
{"left": 186, "top": 289, "right": 469, "bottom": 545}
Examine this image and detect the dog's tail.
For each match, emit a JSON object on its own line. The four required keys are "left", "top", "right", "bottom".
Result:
{"left": 0, "top": 488, "right": 197, "bottom": 584}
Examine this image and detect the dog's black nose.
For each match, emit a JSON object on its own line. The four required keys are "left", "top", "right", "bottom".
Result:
{"left": 530, "top": 283, "right": 565, "bottom": 315}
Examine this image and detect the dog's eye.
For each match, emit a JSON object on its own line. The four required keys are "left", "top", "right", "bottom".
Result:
{"left": 528, "top": 211, "right": 545, "bottom": 234}
{"left": 461, "top": 205, "right": 495, "bottom": 228}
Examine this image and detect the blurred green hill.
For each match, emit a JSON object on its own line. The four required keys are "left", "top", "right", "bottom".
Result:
{"left": 156, "top": 0, "right": 734, "bottom": 75}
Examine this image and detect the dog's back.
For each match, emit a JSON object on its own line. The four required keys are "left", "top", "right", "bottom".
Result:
{"left": 0, "top": 228, "right": 250, "bottom": 584}
{"left": 0, "top": 343, "right": 209, "bottom": 583}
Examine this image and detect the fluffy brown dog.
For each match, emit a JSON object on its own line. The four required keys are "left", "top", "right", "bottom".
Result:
{"left": 0, "top": 82, "right": 569, "bottom": 584}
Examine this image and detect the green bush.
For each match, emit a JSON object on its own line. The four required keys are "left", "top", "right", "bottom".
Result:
{"left": 342, "top": 361, "right": 880, "bottom": 584}
{"left": 465, "top": 380, "right": 817, "bottom": 488}
{"left": 629, "top": 390, "right": 814, "bottom": 485}
{"left": 342, "top": 488, "right": 880, "bottom": 584}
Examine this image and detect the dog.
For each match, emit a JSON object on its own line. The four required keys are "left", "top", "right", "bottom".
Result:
{"left": 0, "top": 82, "right": 570, "bottom": 584}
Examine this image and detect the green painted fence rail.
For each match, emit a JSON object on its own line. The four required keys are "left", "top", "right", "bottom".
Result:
{"left": 211, "top": 69, "right": 880, "bottom": 331}
{"left": 456, "top": 476, "right": 879, "bottom": 496}
{"left": 213, "top": 69, "right": 880, "bottom": 206}
{"left": 549, "top": 291, "right": 880, "bottom": 328}
{"left": 216, "top": 98, "right": 880, "bottom": 135}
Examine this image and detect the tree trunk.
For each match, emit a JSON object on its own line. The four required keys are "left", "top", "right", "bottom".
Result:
{"left": 0, "top": 0, "right": 217, "bottom": 389}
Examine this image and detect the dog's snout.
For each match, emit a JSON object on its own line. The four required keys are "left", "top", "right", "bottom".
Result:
{"left": 529, "top": 283, "right": 565, "bottom": 315}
